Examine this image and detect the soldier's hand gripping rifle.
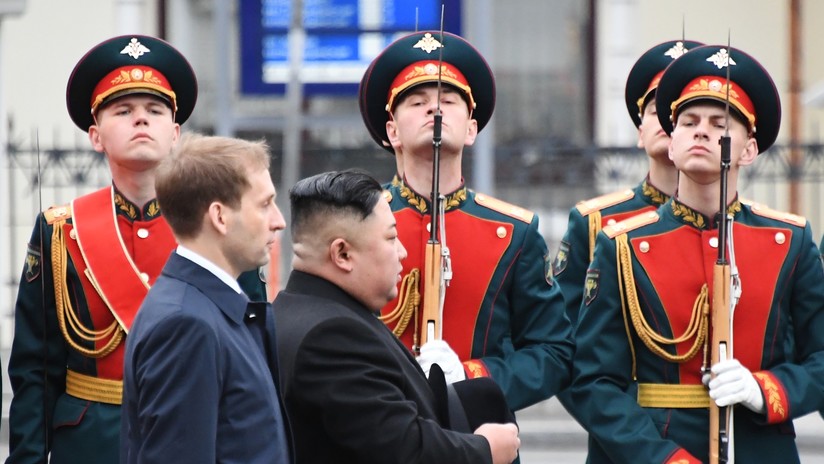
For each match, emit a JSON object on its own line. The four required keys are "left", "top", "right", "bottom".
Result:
{"left": 708, "top": 43, "right": 741, "bottom": 464}
{"left": 420, "top": 15, "right": 453, "bottom": 350}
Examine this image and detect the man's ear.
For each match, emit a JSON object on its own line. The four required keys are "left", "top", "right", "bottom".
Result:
{"left": 329, "top": 237, "right": 354, "bottom": 272}
{"left": 171, "top": 123, "right": 181, "bottom": 145}
{"left": 386, "top": 119, "right": 401, "bottom": 149}
{"left": 636, "top": 127, "right": 645, "bottom": 150}
{"left": 207, "top": 202, "right": 229, "bottom": 235}
{"left": 463, "top": 119, "right": 478, "bottom": 146}
{"left": 88, "top": 125, "right": 105, "bottom": 154}
{"left": 737, "top": 136, "right": 758, "bottom": 167}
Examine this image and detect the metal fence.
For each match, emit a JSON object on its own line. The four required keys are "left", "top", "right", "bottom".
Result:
{"left": 4, "top": 139, "right": 824, "bottom": 326}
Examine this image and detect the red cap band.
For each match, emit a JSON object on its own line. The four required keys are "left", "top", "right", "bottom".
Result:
{"left": 91, "top": 65, "right": 177, "bottom": 114}
{"left": 670, "top": 76, "right": 756, "bottom": 130}
{"left": 386, "top": 60, "right": 474, "bottom": 112}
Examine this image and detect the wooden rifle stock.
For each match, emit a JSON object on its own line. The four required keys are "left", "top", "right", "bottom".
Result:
{"left": 709, "top": 40, "right": 735, "bottom": 464}
{"left": 420, "top": 241, "right": 443, "bottom": 345}
{"left": 418, "top": 9, "right": 450, "bottom": 350}
{"left": 709, "top": 263, "right": 732, "bottom": 463}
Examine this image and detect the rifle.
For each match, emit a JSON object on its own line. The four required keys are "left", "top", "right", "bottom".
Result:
{"left": 419, "top": 8, "right": 453, "bottom": 351}
{"left": 709, "top": 41, "right": 741, "bottom": 464}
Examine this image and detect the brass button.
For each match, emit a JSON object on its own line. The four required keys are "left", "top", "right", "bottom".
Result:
{"left": 496, "top": 226, "right": 507, "bottom": 238}
{"left": 139, "top": 272, "right": 150, "bottom": 283}
{"left": 426, "top": 223, "right": 431, "bottom": 233}
{"left": 639, "top": 241, "right": 650, "bottom": 253}
{"left": 69, "top": 229, "right": 77, "bottom": 240}
{"left": 137, "top": 228, "right": 149, "bottom": 239}
{"left": 709, "top": 237, "right": 719, "bottom": 248}
{"left": 607, "top": 218, "right": 617, "bottom": 226}
{"left": 775, "top": 232, "right": 786, "bottom": 245}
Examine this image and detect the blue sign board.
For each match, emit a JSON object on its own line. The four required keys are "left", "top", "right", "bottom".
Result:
{"left": 240, "top": 0, "right": 462, "bottom": 95}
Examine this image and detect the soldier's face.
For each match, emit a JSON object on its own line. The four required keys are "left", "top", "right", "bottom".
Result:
{"left": 637, "top": 98, "right": 671, "bottom": 163}
{"left": 386, "top": 85, "right": 478, "bottom": 158}
{"left": 88, "top": 94, "right": 180, "bottom": 173}
{"left": 668, "top": 102, "right": 757, "bottom": 182}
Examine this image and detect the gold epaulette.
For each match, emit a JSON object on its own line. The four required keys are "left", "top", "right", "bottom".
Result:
{"left": 749, "top": 203, "right": 806, "bottom": 227}
{"left": 474, "top": 193, "right": 534, "bottom": 224}
{"left": 44, "top": 204, "right": 72, "bottom": 224}
{"left": 575, "top": 189, "right": 635, "bottom": 216}
{"left": 603, "top": 211, "right": 659, "bottom": 239}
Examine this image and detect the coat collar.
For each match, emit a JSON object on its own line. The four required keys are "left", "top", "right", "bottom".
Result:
{"left": 390, "top": 175, "right": 468, "bottom": 214}
{"left": 162, "top": 252, "right": 254, "bottom": 325}
{"left": 667, "top": 196, "right": 743, "bottom": 230}
{"left": 640, "top": 177, "right": 670, "bottom": 206}
{"left": 113, "top": 184, "right": 162, "bottom": 222}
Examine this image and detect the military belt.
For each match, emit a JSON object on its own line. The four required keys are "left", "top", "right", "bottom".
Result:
{"left": 66, "top": 369, "right": 123, "bottom": 405}
{"left": 637, "top": 383, "right": 710, "bottom": 409}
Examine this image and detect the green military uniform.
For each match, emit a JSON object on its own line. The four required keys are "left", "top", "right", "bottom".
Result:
{"left": 554, "top": 40, "right": 701, "bottom": 432}
{"left": 383, "top": 179, "right": 574, "bottom": 410}
{"left": 571, "top": 45, "right": 824, "bottom": 463}
{"left": 359, "top": 31, "right": 573, "bottom": 411}
{"left": 6, "top": 35, "right": 265, "bottom": 463}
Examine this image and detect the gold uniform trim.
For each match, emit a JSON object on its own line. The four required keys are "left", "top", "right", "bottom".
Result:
{"left": 44, "top": 205, "right": 73, "bottom": 224}
{"left": 749, "top": 203, "right": 806, "bottom": 227}
{"left": 637, "top": 383, "right": 709, "bottom": 409}
{"left": 575, "top": 189, "right": 635, "bottom": 216}
{"left": 603, "top": 211, "right": 660, "bottom": 239}
{"left": 66, "top": 369, "right": 123, "bottom": 405}
{"left": 475, "top": 193, "right": 534, "bottom": 224}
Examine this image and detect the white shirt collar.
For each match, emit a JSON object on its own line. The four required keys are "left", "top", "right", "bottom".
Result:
{"left": 175, "top": 244, "right": 242, "bottom": 294}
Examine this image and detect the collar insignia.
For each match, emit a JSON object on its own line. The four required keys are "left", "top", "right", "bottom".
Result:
{"left": 641, "top": 180, "right": 669, "bottom": 206}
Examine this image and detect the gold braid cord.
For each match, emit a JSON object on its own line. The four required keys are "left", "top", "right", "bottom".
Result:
{"left": 588, "top": 211, "right": 602, "bottom": 262}
{"left": 616, "top": 234, "right": 709, "bottom": 372}
{"left": 52, "top": 221, "right": 123, "bottom": 358}
{"left": 379, "top": 269, "right": 421, "bottom": 349}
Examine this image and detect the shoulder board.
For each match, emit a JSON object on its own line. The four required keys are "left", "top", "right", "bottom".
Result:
{"left": 749, "top": 203, "right": 806, "bottom": 227}
{"left": 474, "top": 193, "right": 534, "bottom": 224}
{"left": 603, "top": 211, "right": 659, "bottom": 239}
{"left": 44, "top": 204, "right": 72, "bottom": 224}
{"left": 575, "top": 189, "right": 635, "bottom": 216}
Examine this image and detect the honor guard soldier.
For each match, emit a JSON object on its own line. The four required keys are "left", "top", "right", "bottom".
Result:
{"left": 359, "top": 31, "right": 573, "bottom": 411}
{"left": 7, "top": 35, "right": 266, "bottom": 463}
{"left": 554, "top": 39, "right": 701, "bottom": 430}
{"left": 555, "top": 39, "right": 702, "bottom": 327}
{"left": 570, "top": 44, "right": 824, "bottom": 463}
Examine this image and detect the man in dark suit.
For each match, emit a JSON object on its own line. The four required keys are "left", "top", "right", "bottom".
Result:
{"left": 121, "top": 133, "right": 291, "bottom": 463}
{"left": 275, "top": 170, "right": 520, "bottom": 464}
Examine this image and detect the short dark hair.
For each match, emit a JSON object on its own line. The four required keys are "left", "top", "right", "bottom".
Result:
{"left": 156, "top": 132, "right": 270, "bottom": 239}
{"left": 289, "top": 170, "right": 383, "bottom": 241}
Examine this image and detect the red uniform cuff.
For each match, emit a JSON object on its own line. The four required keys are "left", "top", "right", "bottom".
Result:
{"left": 462, "top": 359, "right": 489, "bottom": 379}
{"left": 664, "top": 447, "right": 700, "bottom": 463}
{"left": 753, "top": 371, "right": 789, "bottom": 423}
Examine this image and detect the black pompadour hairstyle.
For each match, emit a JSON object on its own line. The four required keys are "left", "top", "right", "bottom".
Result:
{"left": 289, "top": 170, "right": 384, "bottom": 238}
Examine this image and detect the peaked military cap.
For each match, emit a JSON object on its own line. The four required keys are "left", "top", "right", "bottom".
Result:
{"left": 359, "top": 31, "right": 496, "bottom": 153}
{"left": 67, "top": 35, "right": 197, "bottom": 132}
{"left": 625, "top": 40, "right": 704, "bottom": 127}
{"left": 656, "top": 45, "right": 781, "bottom": 153}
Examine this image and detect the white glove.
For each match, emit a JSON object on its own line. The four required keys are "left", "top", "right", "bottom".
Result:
{"left": 708, "top": 358, "right": 765, "bottom": 413}
{"left": 417, "top": 340, "right": 466, "bottom": 384}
